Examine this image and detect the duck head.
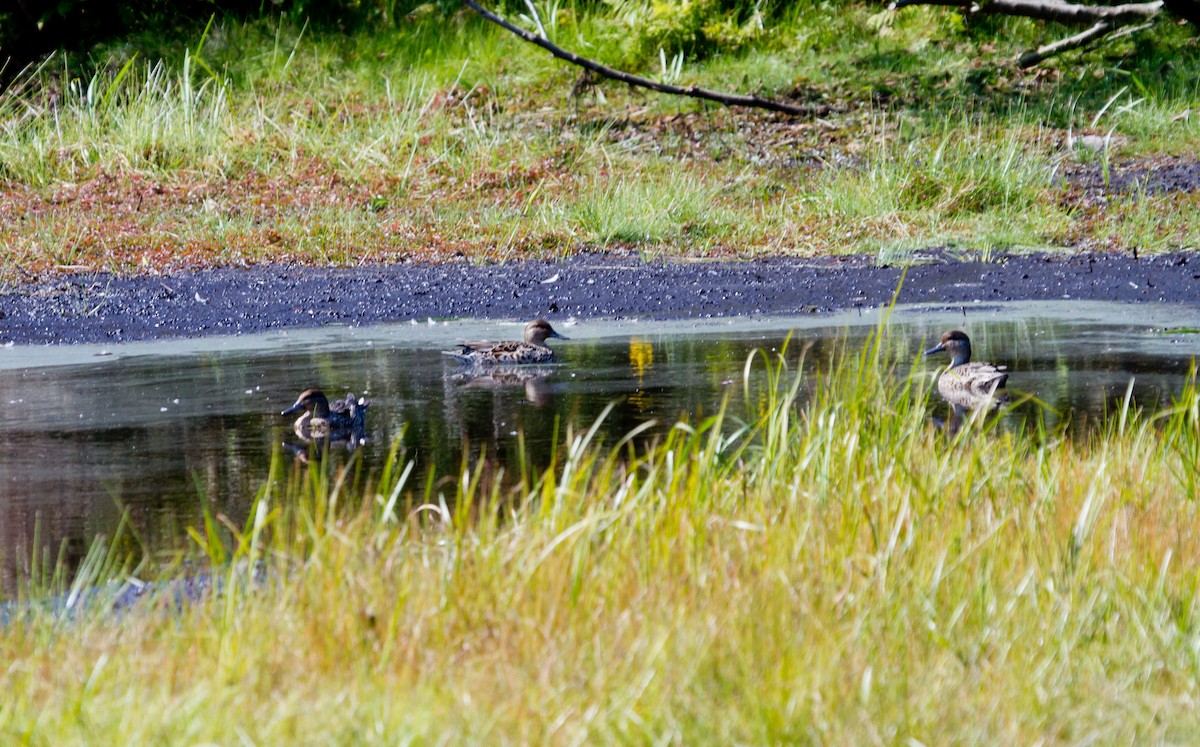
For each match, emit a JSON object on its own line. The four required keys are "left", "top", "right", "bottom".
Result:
{"left": 524, "top": 319, "right": 568, "bottom": 345}
{"left": 281, "top": 388, "right": 331, "bottom": 419}
{"left": 924, "top": 330, "right": 972, "bottom": 368}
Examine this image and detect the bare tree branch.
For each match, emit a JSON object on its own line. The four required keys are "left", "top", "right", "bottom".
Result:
{"left": 460, "top": 0, "right": 828, "bottom": 117}
{"left": 890, "top": 0, "right": 1168, "bottom": 66}
{"left": 1017, "top": 20, "right": 1112, "bottom": 66}
{"left": 890, "top": 0, "right": 1162, "bottom": 24}
{"left": 1018, "top": 18, "right": 1157, "bottom": 65}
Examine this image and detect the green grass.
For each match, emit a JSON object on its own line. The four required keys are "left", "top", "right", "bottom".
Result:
{"left": 4, "top": 334, "right": 1200, "bottom": 742}
{"left": 0, "top": 3, "right": 1197, "bottom": 279}
{"left": 563, "top": 166, "right": 727, "bottom": 245}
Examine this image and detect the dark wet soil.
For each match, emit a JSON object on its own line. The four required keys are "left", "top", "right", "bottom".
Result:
{"left": 1, "top": 251, "right": 1198, "bottom": 345}
{"left": 1066, "top": 156, "right": 1200, "bottom": 196}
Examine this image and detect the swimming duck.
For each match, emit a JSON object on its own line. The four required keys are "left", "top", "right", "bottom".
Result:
{"left": 924, "top": 330, "right": 1008, "bottom": 407}
{"left": 281, "top": 388, "right": 369, "bottom": 440}
{"left": 442, "top": 319, "right": 568, "bottom": 366}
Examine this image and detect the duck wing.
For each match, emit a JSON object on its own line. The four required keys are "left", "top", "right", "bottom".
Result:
{"left": 443, "top": 339, "right": 556, "bottom": 365}
{"left": 963, "top": 362, "right": 1008, "bottom": 394}
{"left": 441, "top": 338, "right": 506, "bottom": 362}
{"left": 323, "top": 394, "right": 369, "bottom": 433}
{"left": 455, "top": 339, "right": 505, "bottom": 353}
{"left": 328, "top": 395, "right": 354, "bottom": 415}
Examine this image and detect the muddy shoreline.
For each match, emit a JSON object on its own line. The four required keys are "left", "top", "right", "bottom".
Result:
{"left": 1, "top": 251, "right": 1198, "bottom": 345}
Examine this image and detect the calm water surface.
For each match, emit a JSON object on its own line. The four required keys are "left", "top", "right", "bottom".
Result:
{"left": 1, "top": 301, "right": 1198, "bottom": 591}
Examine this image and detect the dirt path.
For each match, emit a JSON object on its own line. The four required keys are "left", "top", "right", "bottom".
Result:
{"left": 1, "top": 251, "right": 1198, "bottom": 345}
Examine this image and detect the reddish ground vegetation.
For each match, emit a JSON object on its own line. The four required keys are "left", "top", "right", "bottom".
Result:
{"left": 0, "top": 107, "right": 1196, "bottom": 282}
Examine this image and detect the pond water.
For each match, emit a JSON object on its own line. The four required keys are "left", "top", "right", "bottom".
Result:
{"left": 1, "top": 301, "right": 1198, "bottom": 592}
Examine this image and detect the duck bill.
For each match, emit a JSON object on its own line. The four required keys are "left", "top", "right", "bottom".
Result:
{"left": 281, "top": 401, "right": 306, "bottom": 416}
{"left": 551, "top": 332, "right": 569, "bottom": 340}
{"left": 923, "top": 343, "right": 945, "bottom": 356}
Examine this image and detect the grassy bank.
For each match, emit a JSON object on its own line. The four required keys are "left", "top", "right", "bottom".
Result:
{"left": 0, "top": 5, "right": 1198, "bottom": 281}
{"left": 3, "top": 337, "right": 1200, "bottom": 742}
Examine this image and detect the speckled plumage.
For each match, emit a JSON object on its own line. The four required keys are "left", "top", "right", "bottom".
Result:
{"left": 924, "top": 330, "right": 1008, "bottom": 406}
{"left": 281, "top": 388, "right": 369, "bottom": 441}
{"left": 442, "top": 319, "right": 568, "bottom": 366}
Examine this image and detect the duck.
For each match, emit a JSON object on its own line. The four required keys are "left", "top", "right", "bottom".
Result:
{"left": 280, "top": 388, "right": 369, "bottom": 440}
{"left": 442, "top": 319, "right": 568, "bottom": 366}
{"left": 924, "top": 330, "right": 1008, "bottom": 407}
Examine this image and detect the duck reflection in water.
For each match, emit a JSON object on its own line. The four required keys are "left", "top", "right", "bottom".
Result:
{"left": 441, "top": 364, "right": 558, "bottom": 448}
{"left": 449, "top": 365, "right": 557, "bottom": 406}
{"left": 280, "top": 388, "right": 370, "bottom": 453}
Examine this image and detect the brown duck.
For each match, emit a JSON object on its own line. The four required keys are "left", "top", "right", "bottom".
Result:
{"left": 924, "top": 330, "right": 1008, "bottom": 407}
{"left": 442, "top": 319, "right": 569, "bottom": 366}
{"left": 281, "top": 388, "right": 368, "bottom": 439}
